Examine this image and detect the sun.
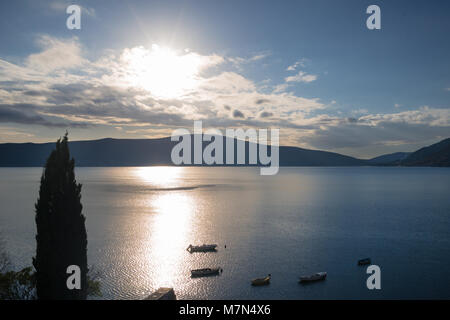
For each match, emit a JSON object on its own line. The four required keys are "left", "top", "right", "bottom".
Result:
{"left": 122, "top": 44, "right": 204, "bottom": 99}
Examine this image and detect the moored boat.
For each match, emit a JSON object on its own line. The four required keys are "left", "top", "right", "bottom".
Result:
{"left": 358, "top": 258, "right": 371, "bottom": 265}
{"left": 145, "top": 287, "right": 176, "bottom": 300}
{"left": 191, "top": 267, "right": 222, "bottom": 277}
{"left": 299, "top": 272, "right": 327, "bottom": 283}
{"left": 187, "top": 244, "right": 218, "bottom": 253}
{"left": 251, "top": 274, "right": 271, "bottom": 286}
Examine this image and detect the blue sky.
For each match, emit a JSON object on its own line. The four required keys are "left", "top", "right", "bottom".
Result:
{"left": 0, "top": 0, "right": 449, "bottom": 158}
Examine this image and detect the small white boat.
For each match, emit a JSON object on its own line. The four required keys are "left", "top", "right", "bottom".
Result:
{"left": 191, "top": 268, "right": 222, "bottom": 278}
{"left": 299, "top": 272, "right": 327, "bottom": 283}
{"left": 251, "top": 274, "right": 271, "bottom": 286}
{"left": 187, "top": 244, "right": 218, "bottom": 253}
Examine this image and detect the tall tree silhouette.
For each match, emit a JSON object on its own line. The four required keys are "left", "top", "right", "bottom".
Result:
{"left": 33, "top": 133, "right": 87, "bottom": 299}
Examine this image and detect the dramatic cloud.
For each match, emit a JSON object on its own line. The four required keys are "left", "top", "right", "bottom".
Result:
{"left": 0, "top": 103, "right": 89, "bottom": 128}
{"left": 26, "top": 35, "right": 86, "bottom": 72}
{"left": 0, "top": 36, "right": 325, "bottom": 131}
{"left": 296, "top": 107, "right": 450, "bottom": 157}
{"left": 0, "top": 35, "right": 449, "bottom": 157}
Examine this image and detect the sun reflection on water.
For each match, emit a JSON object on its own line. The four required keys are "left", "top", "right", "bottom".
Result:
{"left": 149, "top": 192, "right": 194, "bottom": 286}
{"left": 134, "top": 167, "right": 195, "bottom": 290}
{"left": 135, "top": 166, "right": 184, "bottom": 187}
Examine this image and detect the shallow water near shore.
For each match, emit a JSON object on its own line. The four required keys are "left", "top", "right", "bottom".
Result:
{"left": 1, "top": 166, "right": 450, "bottom": 299}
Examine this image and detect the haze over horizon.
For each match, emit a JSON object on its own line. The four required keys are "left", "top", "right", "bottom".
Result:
{"left": 0, "top": 0, "right": 449, "bottom": 158}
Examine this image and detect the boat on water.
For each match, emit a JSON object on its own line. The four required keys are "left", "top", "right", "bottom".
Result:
{"left": 358, "top": 258, "right": 371, "bottom": 265}
{"left": 187, "top": 244, "right": 218, "bottom": 253}
{"left": 251, "top": 274, "right": 271, "bottom": 286}
{"left": 299, "top": 272, "right": 327, "bottom": 283}
{"left": 145, "top": 287, "right": 176, "bottom": 300}
{"left": 191, "top": 268, "right": 222, "bottom": 278}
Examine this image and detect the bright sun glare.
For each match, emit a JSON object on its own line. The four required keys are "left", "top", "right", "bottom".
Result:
{"left": 135, "top": 166, "right": 183, "bottom": 187}
{"left": 123, "top": 44, "right": 204, "bottom": 99}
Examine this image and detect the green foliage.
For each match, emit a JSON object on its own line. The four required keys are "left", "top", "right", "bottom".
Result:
{"left": 0, "top": 265, "right": 101, "bottom": 300}
{"left": 87, "top": 277, "right": 102, "bottom": 297}
{"left": 0, "top": 267, "right": 36, "bottom": 300}
{"left": 33, "top": 133, "right": 88, "bottom": 299}
{"left": 86, "top": 264, "right": 102, "bottom": 297}
{"left": 0, "top": 236, "right": 35, "bottom": 299}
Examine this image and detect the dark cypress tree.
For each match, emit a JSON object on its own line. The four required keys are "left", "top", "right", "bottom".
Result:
{"left": 33, "top": 133, "right": 87, "bottom": 299}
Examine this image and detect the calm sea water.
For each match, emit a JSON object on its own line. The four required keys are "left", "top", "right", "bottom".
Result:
{"left": 0, "top": 167, "right": 450, "bottom": 299}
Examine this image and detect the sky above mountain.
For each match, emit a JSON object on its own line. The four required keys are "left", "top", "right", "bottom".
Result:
{"left": 0, "top": 0, "right": 449, "bottom": 158}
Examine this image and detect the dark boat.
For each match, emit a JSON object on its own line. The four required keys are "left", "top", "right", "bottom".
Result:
{"left": 191, "top": 267, "right": 222, "bottom": 277}
{"left": 358, "top": 258, "right": 371, "bottom": 265}
{"left": 299, "top": 272, "right": 327, "bottom": 283}
{"left": 187, "top": 244, "right": 218, "bottom": 253}
{"left": 251, "top": 274, "right": 271, "bottom": 286}
{"left": 145, "top": 287, "right": 176, "bottom": 300}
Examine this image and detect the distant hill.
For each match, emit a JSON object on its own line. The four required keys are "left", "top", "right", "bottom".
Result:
{"left": 368, "top": 152, "right": 411, "bottom": 165}
{"left": 400, "top": 138, "right": 450, "bottom": 166}
{"left": 0, "top": 136, "right": 366, "bottom": 167}
{"left": 0, "top": 136, "right": 448, "bottom": 167}
{"left": 0, "top": 137, "right": 174, "bottom": 167}
{"left": 279, "top": 146, "right": 365, "bottom": 166}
